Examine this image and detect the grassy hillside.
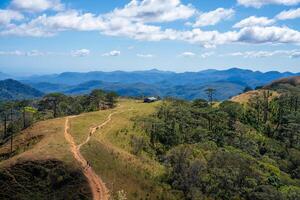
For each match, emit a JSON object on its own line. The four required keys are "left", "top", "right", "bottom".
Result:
{"left": 0, "top": 99, "right": 178, "bottom": 199}
{"left": 231, "top": 90, "right": 279, "bottom": 104}
{"left": 69, "top": 99, "right": 177, "bottom": 199}
{"left": 0, "top": 116, "right": 92, "bottom": 199}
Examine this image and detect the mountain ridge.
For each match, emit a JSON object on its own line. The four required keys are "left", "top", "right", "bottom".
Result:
{"left": 0, "top": 79, "right": 44, "bottom": 101}
{"left": 1, "top": 68, "right": 299, "bottom": 100}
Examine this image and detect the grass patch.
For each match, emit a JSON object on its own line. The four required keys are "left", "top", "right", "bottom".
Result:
{"left": 82, "top": 139, "right": 174, "bottom": 199}
{"left": 0, "top": 135, "right": 43, "bottom": 162}
{"left": 69, "top": 110, "right": 113, "bottom": 145}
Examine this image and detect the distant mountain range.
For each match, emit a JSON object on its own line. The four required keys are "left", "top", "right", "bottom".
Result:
{"left": 1, "top": 68, "right": 299, "bottom": 100}
{"left": 0, "top": 79, "right": 43, "bottom": 101}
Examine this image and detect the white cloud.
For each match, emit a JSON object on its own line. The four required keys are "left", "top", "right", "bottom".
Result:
{"left": 107, "top": 0, "right": 195, "bottom": 23}
{"left": 276, "top": 8, "right": 300, "bottom": 20}
{"left": 180, "top": 52, "right": 196, "bottom": 57}
{"left": 1, "top": 1, "right": 300, "bottom": 48}
{"left": 201, "top": 52, "right": 215, "bottom": 58}
{"left": 193, "top": 8, "right": 235, "bottom": 27}
{"left": 0, "top": 50, "right": 44, "bottom": 56}
{"left": 71, "top": 49, "right": 90, "bottom": 57}
{"left": 10, "top": 0, "right": 64, "bottom": 13}
{"left": 0, "top": 9, "right": 24, "bottom": 25}
{"left": 102, "top": 50, "right": 121, "bottom": 57}
{"left": 137, "top": 54, "right": 154, "bottom": 58}
{"left": 0, "top": 50, "right": 24, "bottom": 56}
{"left": 237, "top": 0, "right": 300, "bottom": 8}
{"left": 0, "top": 10, "right": 105, "bottom": 37}
{"left": 290, "top": 51, "right": 300, "bottom": 58}
{"left": 233, "top": 16, "right": 275, "bottom": 28}
{"left": 228, "top": 49, "right": 300, "bottom": 58}
{"left": 236, "top": 26, "right": 300, "bottom": 44}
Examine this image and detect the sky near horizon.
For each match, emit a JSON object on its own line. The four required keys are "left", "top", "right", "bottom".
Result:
{"left": 0, "top": 0, "right": 300, "bottom": 75}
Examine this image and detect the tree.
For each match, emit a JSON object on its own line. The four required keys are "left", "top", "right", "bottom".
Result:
{"left": 219, "top": 101, "right": 243, "bottom": 130}
{"left": 39, "top": 93, "right": 66, "bottom": 117}
{"left": 244, "top": 86, "right": 253, "bottom": 93}
{"left": 192, "top": 99, "right": 209, "bottom": 108}
{"left": 205, "top": 88, "right": 216, "bottom": 106}
{"left": 89, "top": 89, "right": 106, "bottom": 110}
{"left": 105, "top": 92, "right": 118, "bottom": 108}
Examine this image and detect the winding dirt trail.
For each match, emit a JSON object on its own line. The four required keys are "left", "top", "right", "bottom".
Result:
{"left": 64, "top": 112, "right": 118, "bottom": 200}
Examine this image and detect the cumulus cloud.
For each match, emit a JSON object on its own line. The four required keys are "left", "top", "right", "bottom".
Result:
{"left": 193, "top": 8, "right": 235, "bottom": 27}
{"left": 290, "top": 51, "right": 300, "bottom": 58}
{"left": 1, "top": 0, "right": 300, "bottom": 48}
{"left": 10, "top": 0, "right": 64, "bottom": 13}
{"left": 71, "top": 49, "right": 90, "bottom": 57}
{"left": 0, "top": 10, "right": 105, "bottom": 37}
{"left": 236, "top": 26, "right": 300, "bottom": 44}
{"left": 237, "top": 0, "right": 300, "bottom": 8}
{"left": 180, "top": 52, "right": 196, "bottom": 57}
{"left": 102, "top": 50, "right": 121, "bottom": 57}
{"left": 228, "top": 49, "right": 300, "bottom": 58}
{"left": 233, "top": 16, "right": 275, "bottom": 28}
{"left": 276, "top": 8, "right": 300, "bottom": 20}
{"left": 0, "top": 9, "right": 24, "bottom": 25}
{"left": 107, "top": 0, "right": 195, "bottom": 23}
{"left": 137, "top": 54, "right": 154, "bottom": 58}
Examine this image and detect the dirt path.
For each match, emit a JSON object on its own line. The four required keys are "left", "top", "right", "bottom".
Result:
{"left": 64, "top": 113, "right": 115, "bottom": 200}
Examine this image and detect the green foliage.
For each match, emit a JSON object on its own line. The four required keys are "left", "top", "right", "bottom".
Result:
{"left": 134, "top": 87, "right": 300, "bottom": 200}
{"left": 0, "top": 89, "right": 118, "bottom": 142}
{"left": 0, "top": 160, "right": 91, "bottom": 200}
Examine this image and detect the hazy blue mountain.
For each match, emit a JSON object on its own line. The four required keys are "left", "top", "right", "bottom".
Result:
{"left": 21, "top": 68, "right": 298, "bottom": 87}
{"left": 0, "top": 79, "right": 44, "bottom": 101}
{"left": 22, "top": 69, "right": 175, "bottom": 85}
{"left": 0, "top": 72, "right": 12, "bottom": 80}
{"left": 27, "top": 82, "right": 70, "bottom": 93}
{"left": 21, "top": 68, "right": 300, "bottom": 100}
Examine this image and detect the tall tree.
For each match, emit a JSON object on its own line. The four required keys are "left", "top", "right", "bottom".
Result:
{"left": 39, "top": 93, "right": 66, "bottom": 118}
{"left": 205, "top": 88, "right": 216, "bottom": 106}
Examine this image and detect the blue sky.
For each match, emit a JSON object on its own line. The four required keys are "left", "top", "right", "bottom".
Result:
{"left": 0, "top": 0, "right": 300, "bottom": 75}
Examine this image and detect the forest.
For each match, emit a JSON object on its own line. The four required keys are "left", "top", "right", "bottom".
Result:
{"left": 0, "top": 89, "right": 118, "bottom": 149}
{"left": 133, "top": 85, "right": 300, "bottom": 200}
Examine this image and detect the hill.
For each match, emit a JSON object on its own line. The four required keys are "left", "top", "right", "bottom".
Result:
{"left": 21, "top": 68, "right": 299, "bottom": 100}
{"left": 266, "top": 76, "right": 300, "bottom": 87}
{"left": 0, "top": 99, "right": 174, "bottom": 199}
{"left": 1, "top": 94, "right": 299, "bottom": 199}
{"left": 0, "top": 72, "right": 11, "bottom": 80}
{"left": 0, "top": 79, "right": 44, "bottom": 101}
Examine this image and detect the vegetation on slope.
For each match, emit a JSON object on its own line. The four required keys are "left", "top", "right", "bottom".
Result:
{"left": 68, "top": 100, "right": 178, "bottom": 199}
{"left": 132, "top": 85, "right": 300, "bottom": 199}
{"left": 0, "top": 75, "right": 299, "bottom": 200}
{"left": 0, "top": 160, "right": 91, "bottom": 200}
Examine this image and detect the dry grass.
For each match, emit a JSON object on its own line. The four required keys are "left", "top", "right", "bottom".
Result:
{"left": 0, "top": 117, "right": 76, "bottom": 168}
{"left": 75, "top": 99, "right": 173, "bottom": 198}
{"left": 0, "top": 99, "right": 176, "bottom": 199}
{"left": 231, "top": 89, "right": 279, "bottom": 104}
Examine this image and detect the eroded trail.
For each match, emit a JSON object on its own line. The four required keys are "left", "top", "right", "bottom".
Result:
{"left": 64, "top": 112, "right": 117, "bottom": 200}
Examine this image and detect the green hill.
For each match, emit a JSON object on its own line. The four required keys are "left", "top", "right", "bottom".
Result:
{"left": 0, "top": 79, "right": 44, "bottom": 101}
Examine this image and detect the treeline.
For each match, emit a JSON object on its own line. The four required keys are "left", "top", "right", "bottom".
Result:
{"left": 0, "top": 89, "right": 118, "bottom": 149}
{"left": 135, "top": 90, "right": 300, "bottom": 200}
